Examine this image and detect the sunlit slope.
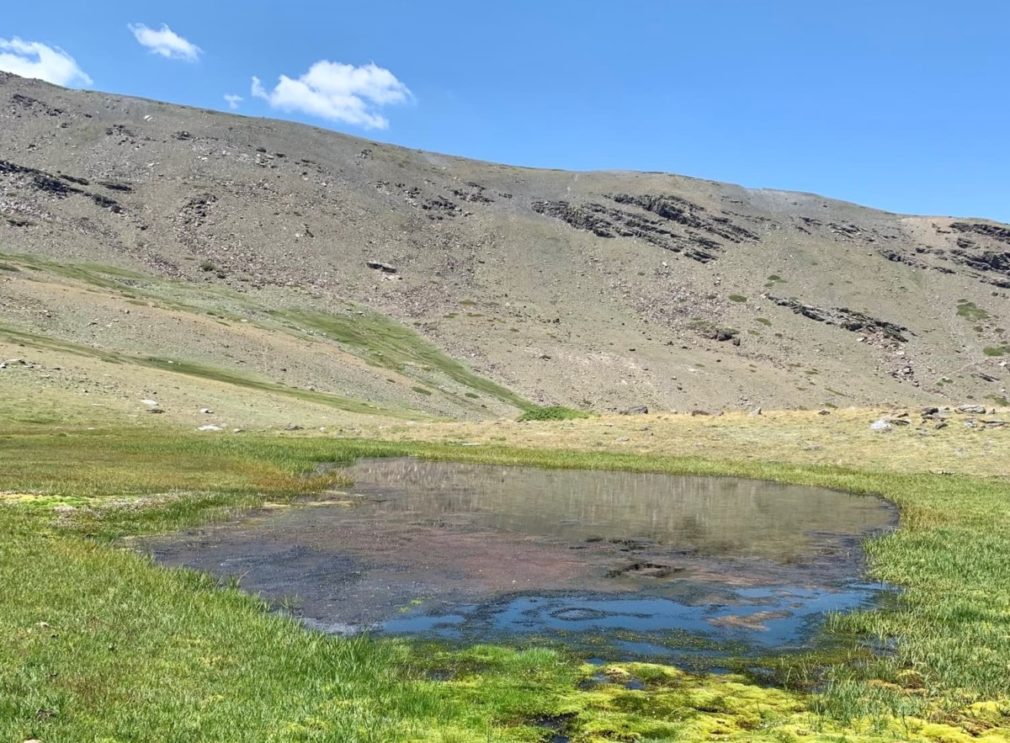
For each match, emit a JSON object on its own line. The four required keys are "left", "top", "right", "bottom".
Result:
{"left": 2, "top": 71, "right": 1009, "bottom": 413}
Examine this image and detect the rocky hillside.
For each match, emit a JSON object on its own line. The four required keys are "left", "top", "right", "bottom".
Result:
{"left": 2, "top": 71, "right": 1009, "bottom": 420}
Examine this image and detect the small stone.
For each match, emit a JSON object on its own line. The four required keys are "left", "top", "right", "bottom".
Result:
{"left": 749, "top": 407, "right": 762, "bottom": 416}
{"left": 870, "top": 418, "right": 892, "bottom": 431}
{"left": 817, "top": 409, "right": 831, "bottom": 416}
{"left": 147, "top": 407, "right": 164, "bottom": 414}
{"left": 621, "top": 405, "right": 649, "bottom": 415}
{"left": 366, "top": 260, "right": 397, "bottom": 274}
{"left": 199, "top": 408, "right": 213, "bottom": 414}
{"left": 285, "top": 423, "right": 304, "bottom": 431}
{"left": 197, "top": 424, "right": 223, "bottom": 432}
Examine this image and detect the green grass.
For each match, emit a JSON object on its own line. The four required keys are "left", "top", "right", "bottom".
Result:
{"left": 0, "top": 325, "right": 414, "bottom": 418}
{"left": 273, "top": 309, "right": 534, "bottom": 411}
{"left": 516, "top": 405, "right": 589, "bottom": 422}
{"left": 2, "top": 431, "right": 1010, "bottom": 739}
{"left": 957, "top": 300, "right": 991, "bottom": 322}
{"left": 728, "top": 294, "right": 748, "bottom": 303}
{"left": 983, "top": 345, "right": 1009, "bottom": 357}
{"left": 0, "top": 251, "right": 532, "bottom": 415}
{"left": 140, "top": 357, "right": 407, "bottom": 417}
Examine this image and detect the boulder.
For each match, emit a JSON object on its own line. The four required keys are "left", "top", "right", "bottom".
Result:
{"left": 870, "top": 418, "right": 892, "bottom": 431}
{"left": 956, "top": 404, "right": 987, "bottom": 414}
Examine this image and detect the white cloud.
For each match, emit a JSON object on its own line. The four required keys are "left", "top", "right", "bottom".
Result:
{"left": 129, "top": 23, "right": 201, "bottom": 61}
{"left": 224, "top": 93, "right": 243, "bottom": 110}
{"left": 0, "top": 37, "right": 91, "bottom": 86}
{"left": 251, "top": 61, "right": 412, "bottom": 130}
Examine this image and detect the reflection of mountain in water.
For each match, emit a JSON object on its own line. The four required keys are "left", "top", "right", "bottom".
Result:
{"left": 343, "top": 458, "right": 895, "bottom": 561}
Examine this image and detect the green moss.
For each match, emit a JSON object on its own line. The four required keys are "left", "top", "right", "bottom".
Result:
{"left": 728, "top": 294, "right": 748, "bottom": 303}
{"left": 983, "top": 345, "right": 1009, "bottom": 357}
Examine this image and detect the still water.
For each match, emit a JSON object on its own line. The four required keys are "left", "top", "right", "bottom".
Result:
{"left": 141, "top": 458, "right": 896, "bottom": 661}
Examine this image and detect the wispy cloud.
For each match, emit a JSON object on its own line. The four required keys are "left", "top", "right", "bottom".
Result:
{"left": 128, "top": 23, "right": 201, "bottom": 62}
{"left": 251, "top": 60, "right": 412, "bottom": 130}
{"left": 0, "top": 37, "right": 91, "bottom": 86}
{"left": 223, "top": 93, "right": 243, "bottom": 110}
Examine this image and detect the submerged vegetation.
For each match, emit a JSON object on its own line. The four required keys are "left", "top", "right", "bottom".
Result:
{"left": 1, "top": 428, "right": 1010, "bottom": 740}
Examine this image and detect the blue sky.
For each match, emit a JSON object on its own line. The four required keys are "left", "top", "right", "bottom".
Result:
{"left": 3, "top": 1, "right": 1009, "bottom": 221}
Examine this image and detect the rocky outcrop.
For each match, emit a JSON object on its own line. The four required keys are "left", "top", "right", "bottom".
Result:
{"left": 531, "top": 199, "right": 720, "bottom": 262}
{"left": 0, "top": 159, "right": 123, "bottom": 212}
{"left": 607, "top": 193, "right": 759, "bottom": 243}
{"left": 767, "top": 296, "right": 910, "bottom": 343}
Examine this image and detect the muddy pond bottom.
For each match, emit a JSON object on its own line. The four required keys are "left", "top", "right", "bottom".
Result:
{"left": 140, "top": 458, "right": 896, "bottom": 662}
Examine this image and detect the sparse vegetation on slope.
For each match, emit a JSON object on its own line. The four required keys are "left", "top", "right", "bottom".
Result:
{"left": 4, "top": 73, "right": 1010, "bottom": 411}
{"left": 274, "top": 309, "right": 534, "bottom": 410}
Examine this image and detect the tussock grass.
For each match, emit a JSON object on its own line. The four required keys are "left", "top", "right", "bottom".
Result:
{"left": 2, "top": 429, "right": 1010, "bottom": 740}
{"left": 516, "top": 405, "right": 590, "bottom": 422}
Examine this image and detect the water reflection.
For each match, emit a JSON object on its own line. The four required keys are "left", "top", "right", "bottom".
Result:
{"left": 140, "top": 458, "right": 896, "bottom": 661}
{"left": 342, "top": 458, "right": 894, "bottom": 561}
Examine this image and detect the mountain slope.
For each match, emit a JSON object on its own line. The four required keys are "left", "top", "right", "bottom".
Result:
{"left": 2, "top": 71, "right": 1009, "bottom": 418}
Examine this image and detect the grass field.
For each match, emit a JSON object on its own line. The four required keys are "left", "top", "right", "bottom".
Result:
{"left": 2, "top": 422, "right": 1010, "bottom": 741}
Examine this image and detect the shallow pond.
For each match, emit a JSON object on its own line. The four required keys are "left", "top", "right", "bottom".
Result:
{"left": 140, "top": 458, "right": 896, "bottom": 662}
